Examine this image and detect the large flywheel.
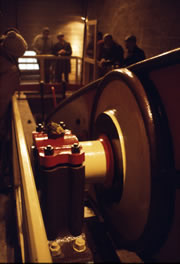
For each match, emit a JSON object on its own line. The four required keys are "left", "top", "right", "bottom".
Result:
{"left": 90, "top": 68, "right": 175, "bottom": 257}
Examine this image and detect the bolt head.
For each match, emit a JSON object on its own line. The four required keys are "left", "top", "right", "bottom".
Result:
{"left": 73, "top": 237, "right": 86, "bottom": 252}
{"left": 49, "top": 241, "right": 61, "bottom": 256}
{"left": 31, "top": 145, "right": 37, "bottom": 156}
{"left": 71, "top": 143, "right": 80, "bottom": 153}
{"left": 36, "top": 123, "right": 44, "bottom": 132}
{"left": 44, "top": 145, "right": 54, "bottom": 156}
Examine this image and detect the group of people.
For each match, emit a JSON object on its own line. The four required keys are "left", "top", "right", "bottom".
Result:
{"left": 33, "top": 27, "right": 146, "bottom": 82}
{"left": 32, "top": 27, "right": 72, "bottom": 83}
{"left": 90, "top": 32, "right": 146, "bottom": 77}
{"left": 34, "top": 27, "right": 146, "bottom": 83}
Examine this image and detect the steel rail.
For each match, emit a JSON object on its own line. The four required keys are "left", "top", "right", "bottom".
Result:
{"left": 12, "top": 94, "right": 52, "bottom": 263}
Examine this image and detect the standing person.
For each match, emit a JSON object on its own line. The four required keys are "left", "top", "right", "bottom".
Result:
{"left": 124, "top": 35, "right": 146, "bottom": 67}
{"left": 32, "top": 27, "right": 53, "bottom": 83}
{"left": 97, "top": 33, "right": 124, "bottom": 77}
{"left": 52, "top": 32, "right": 72, "bottom": 83}
{"left": 0, "top": 28, "right": 27, "bottom": 192}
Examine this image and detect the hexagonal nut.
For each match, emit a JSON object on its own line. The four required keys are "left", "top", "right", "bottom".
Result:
{"left": 71, "top": 143, "right": 80, "bottom": 153}
{"left": 36, "top": 123, "right": 44, "bottom": 132}
{"left": 73, "top": 237, "right": 86, "bottom": 252}
{"left": 49, "top": 241, "right": 61, "bottom": 257}
{"left": 44, "top": 144, "right": 54, "bottom": 156}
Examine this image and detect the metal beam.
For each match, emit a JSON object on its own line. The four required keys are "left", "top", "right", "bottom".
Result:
{"left": 12, "top": 94, "right": 52, "bottom": 263}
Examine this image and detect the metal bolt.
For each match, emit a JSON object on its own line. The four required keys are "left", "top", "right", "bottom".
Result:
{"left": 31, "top": 145, "right": 37, "bottom": 157}
{"left": 44, "top": 145, "right": 54, "bottom": 156}
{"left": 36, "top": 123, "right": 44, "bottom": 132}
{"left": 73, "top": 237, "right": 86, "bottom": 252}
{"left": 31, "top": 145, "right": 36, "bottom": 151}
{"left": 71, "top": 143, "right": 80, "bottom": 153}
{"left": 49, "top": 241, "right": 61, "bottom": 257}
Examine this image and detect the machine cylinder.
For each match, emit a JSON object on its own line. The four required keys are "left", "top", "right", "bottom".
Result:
{"left": 80, "top": 140, "right": 108, "bottom": 184}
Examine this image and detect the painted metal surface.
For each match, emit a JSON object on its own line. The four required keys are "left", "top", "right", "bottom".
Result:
{"left": 90, "top": 68, "right": 175, "bottom": 256}
{"left": 33, "top": 129, "right": 85, "bottom": 167}
{"left": 92, "top": 69, "right": 151, "bottom": 241}
{"left": 12, "top": 94, "right": 52, "bottom": 263}
{"left": 80, "top": 140, "right": 107, "bottom": 184}
{"left": 149, "top": 65, "right": 180, "bottom": 170}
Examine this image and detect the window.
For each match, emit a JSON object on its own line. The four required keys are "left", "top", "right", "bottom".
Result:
{"left": 18, "top": 50, "right": 39, "bottom": 70}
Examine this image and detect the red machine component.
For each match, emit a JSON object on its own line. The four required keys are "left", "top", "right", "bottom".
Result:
{"left": 32, "top": 124, "right": 86, "bottom": 241}
{"left": 32, "top": 129, "right": 85, "bottom": 168}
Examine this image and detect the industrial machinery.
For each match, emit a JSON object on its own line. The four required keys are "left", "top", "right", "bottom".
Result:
{"left": 12, "top": 48, "right": 180, "bottom": 262}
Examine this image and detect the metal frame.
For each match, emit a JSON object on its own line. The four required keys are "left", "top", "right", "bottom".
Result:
{"left": 20, "top": 55, "right": 82, "bottom": 84}
{"left": 12, "top": 94, "right": 52, "bottom": 263}
{"left": 82, "top": 19, "right": 98, "bottom": 85}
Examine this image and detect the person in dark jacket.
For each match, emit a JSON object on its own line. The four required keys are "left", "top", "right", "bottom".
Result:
{"left": 124, "top": 35, "right": 145, "bottom": 66}
{"left": 52, "top": 32, "right": 72, "bottom": 83}
{"left": 97, "top": 33, "right": 124, "bottom": 77}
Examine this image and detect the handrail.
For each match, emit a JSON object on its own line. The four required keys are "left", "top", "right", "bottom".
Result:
{"left": 12, "top": 94, "right": 52, "bottom": 263}
{"left": 19, "top": 54, "right": 82, "bottom": 84}
{"left": 21, "top": 54, "right": 82, "bottom": 59}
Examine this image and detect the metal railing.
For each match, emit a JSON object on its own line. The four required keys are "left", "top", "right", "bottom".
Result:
{"left": 12, "top": 94, "right": 52, "bottom": 263}
{"left": 19, "top": 55, "right": 82, "bottom": 84}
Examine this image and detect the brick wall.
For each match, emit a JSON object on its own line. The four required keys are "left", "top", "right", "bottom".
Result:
{"left": 87, "top": 0, "right": 180, "bottom": 58}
